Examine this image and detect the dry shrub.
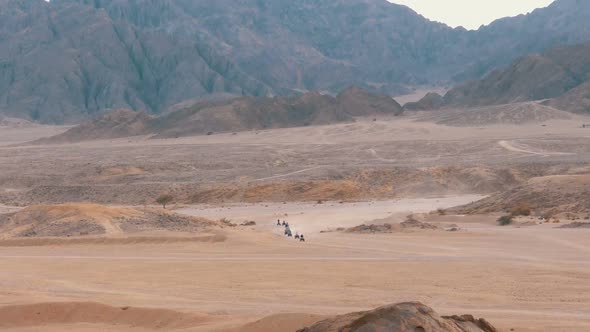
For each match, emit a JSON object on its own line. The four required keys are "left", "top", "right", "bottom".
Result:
{"left": 510, "top": 203, "right": 532, "bottom": 217}
{"left": 436, "top": 208, "right": 446, "bottom": 216}
{"left": 497, "top": 215, "right": 514, "bottom": 226}
{"left": 565, "top": 213, "right": 576, "bottom": 220}
{"left": 156, "top": 193, "right": 174, "bottom": 209}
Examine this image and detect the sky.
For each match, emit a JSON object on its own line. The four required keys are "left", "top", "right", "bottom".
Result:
{"left": 390, "top": 0, "right": 555, "bottom": 30}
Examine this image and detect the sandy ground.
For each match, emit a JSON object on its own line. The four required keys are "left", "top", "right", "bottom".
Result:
{"left": 1, "top": 113, "right": 590, "bottom": 331}
{"left": 176, "top": 195, "right": 485, "bottom": 234}
{"left": 0, "top": 125, "right": 69, "bottom": 146}
{"left": 2, "top": 114, "right": 590, "bottom": 207}
{"left": 1, "top": 199, "right": 590, "bottom": 331}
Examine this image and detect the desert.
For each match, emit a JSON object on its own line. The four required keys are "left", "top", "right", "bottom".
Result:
{"left": 3, "top": 0, "right": 590, "bottom": 331}
{"left": 1, "top": 104, "right": 590, "bottom": 331}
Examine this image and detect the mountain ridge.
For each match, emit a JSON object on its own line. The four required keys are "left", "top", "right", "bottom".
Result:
{"left": 3, "top": 0, "right": 590, "bottom": 123}
{"left": 35, "top": 87, "right": 403, "bottom": 142}
{"left": 409, "top": 41, "right": 590, "bottom": 113}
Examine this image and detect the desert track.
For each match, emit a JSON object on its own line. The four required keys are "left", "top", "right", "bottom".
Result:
{"left": 498, "top": 139, "right": 575, "bottom": 156}
{"left": 1, "top": 114, "right": 590, "bottom": 331}
{"left": 250, "top": 166, "right": 324, "bottom": 182}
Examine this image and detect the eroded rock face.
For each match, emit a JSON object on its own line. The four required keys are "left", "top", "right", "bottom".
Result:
{"left": 3, "top": 0, "right": 590, "bottom": 123}
{"left": 297, "top": 302, "right": 497, "bottom": 332}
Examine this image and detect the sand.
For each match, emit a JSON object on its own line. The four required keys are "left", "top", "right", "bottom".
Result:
{"left": 1, "top": 111, "right": 590, "bottom": 331}
{"left": 0, "top": 200, "right": 589, "bottom": 331}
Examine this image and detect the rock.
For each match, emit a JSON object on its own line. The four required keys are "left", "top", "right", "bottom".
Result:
{"left": 345, "top": 224, "right": 394, "bottom": 234}
{"left": 297, "top": 302, "right": 497, "bottom": 332}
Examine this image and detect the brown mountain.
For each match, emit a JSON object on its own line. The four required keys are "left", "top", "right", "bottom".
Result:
{"left": 403, "top": 92, "right": 444, "bottom": 111}
{"left": 37, "top": 88, "right": 402, "bottom": 142}
{"left": 545, "top": 80, "right": 590, "bottom": 113}
{"left": 410, "top": 41, "right": 590, "bottom": 113}
{"left": 3, "top": 0, "right": 590, "bottom": 123}
{"left": 336, "top": 86, "right": 404, "bottom": 117}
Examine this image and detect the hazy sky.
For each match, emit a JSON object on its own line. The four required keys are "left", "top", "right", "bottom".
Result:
{"left": 390, "top": 0, "right": 555, "bottom": 29}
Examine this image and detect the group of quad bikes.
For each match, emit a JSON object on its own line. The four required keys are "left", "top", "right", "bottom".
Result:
{"left": 277, "top": 220, "right": 305, "bottom": 242}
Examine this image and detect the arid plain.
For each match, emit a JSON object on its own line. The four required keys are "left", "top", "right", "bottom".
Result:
{"left": 1, "top": 107, "right": 590, "bottom": 331}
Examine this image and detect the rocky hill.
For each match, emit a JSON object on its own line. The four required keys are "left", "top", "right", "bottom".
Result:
{"left": 403, "top": 92, "right": 444, "bottom": 111}
{"left": 545, "top": 80, "right": 590, "bottom": 113}
{"left": 42, "top": 109, "right": 154, "bottom": 142}
{"left": 0, "top": 203, "right": 218, "bottom": 238}
{"left": 37, "top": 88, "right": 403, "bottom": 142}
{"left": 297, "top": 302, "right": 497, "bottom": 332}
{"left": 408, "top": 41, "right": 590, "bottom": 113}
{"left": 451, "top": 174, "right": 590, "bottom": 215}
{"left": 2, "top": 0, "right": 590, "bottom": 123}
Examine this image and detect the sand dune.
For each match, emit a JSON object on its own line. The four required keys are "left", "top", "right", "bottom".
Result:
{"left": 0, "top": 302, "right": 212, "bottom": 330}
{"left": 222, "top": 313, "right": 325, "bottom": 332}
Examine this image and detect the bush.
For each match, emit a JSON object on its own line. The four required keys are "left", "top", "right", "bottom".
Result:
{"left": 497, "top": 215, "right": 514, "bottom": 226}
{"left": 510, "top": 203, "right": 532, "bottom": 217}
{"left": 156, "top": 194, "right": 174, "bottom": 209}
{"left": 436, "top": 208, "right": 446, "bottom": 216}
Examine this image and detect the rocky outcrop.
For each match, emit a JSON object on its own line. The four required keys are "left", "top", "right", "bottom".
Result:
{"left": 0, "top": 203, "right": 217, "bottom": 238}
{"left": 297, "top": 302, "right": 497, "bottom": 332}
{"left": 404, "top": 93, "right": 444, "bottom": 111}
{"left": 336, "top": 87, "right": 403, "bottom": 117}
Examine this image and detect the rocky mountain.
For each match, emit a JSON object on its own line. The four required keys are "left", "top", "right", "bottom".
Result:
{"left": 403, "top": 92, "right": 444, "bottom": 111}
{"left": 2, "top": 0, "right": 590, "bottom": 123}
{"left": 451, "top": 174, "right": 590, "bottom": 215}
{"left": 37, "top": 87, "right": 402, "bottom": 142}
{"left": 409, "top": 41, "right": 590, "bottom": 113}
{"left": 297, "top": 302, "right": 497, "bottom": 332}
{"left": 545, "top": 80, "right": 590, "bottom": 113}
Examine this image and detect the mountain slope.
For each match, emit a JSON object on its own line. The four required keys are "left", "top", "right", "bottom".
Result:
{"left": 36, "top": 88, "right": 403, "bottom": 142}
{"left": 411, "top": 41, "right": 590, "bottom": 111}
{"left": 3, "top": 0, "right": 590, "bottom": 123}
{"left": 0, "top": 0, "right": 270, "bottom": 123}
{"left": 545, "top": 79, "right": 590, "bottom": 114}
